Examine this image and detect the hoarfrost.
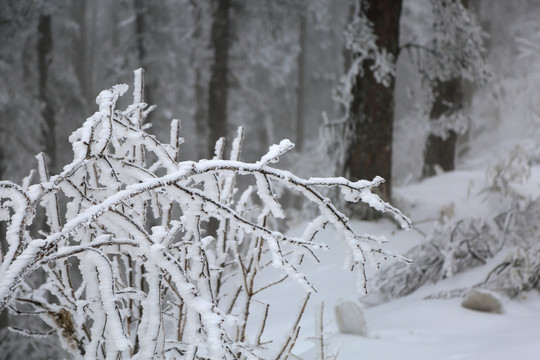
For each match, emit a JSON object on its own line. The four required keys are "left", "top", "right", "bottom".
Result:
{"left": 0, "top": 71, "right": 410, "bottom": 359}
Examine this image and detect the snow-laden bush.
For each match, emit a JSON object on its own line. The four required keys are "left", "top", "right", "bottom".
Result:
{"left": 0, "top": 70, "right": 411, "bottom": 359}
{"left": 362, "top": 216, "right": 499, "bottom": 304}
{"left": 363, "top": 191, "right": 540, "bottom": 306}
{"left": 482, "top": 245, "right": 540, "bottom": 298}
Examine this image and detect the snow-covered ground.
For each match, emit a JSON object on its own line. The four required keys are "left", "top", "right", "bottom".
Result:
{"left": 263, "top": 166, "right": 540, "bottom": 360}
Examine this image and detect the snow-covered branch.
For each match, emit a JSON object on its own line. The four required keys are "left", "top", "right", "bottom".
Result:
{"left": 0, "top": 70, "right": 410, "bottom": 359}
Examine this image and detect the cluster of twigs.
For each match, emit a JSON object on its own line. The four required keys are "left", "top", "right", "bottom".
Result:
{"left": 0, "top": 70, "right": 410, "bottom": 359}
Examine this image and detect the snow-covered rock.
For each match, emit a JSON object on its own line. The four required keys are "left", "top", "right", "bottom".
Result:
{"left": 461, "top": 288, "right": 503, "bottom": 314}
{"left": 334, "top": 300, "right": 369, "bottom": 336}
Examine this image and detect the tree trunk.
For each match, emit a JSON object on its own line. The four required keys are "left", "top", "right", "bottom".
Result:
{"left": 134, "top": 0, "right": 153, "bottom": 109}
{"left": 423, "top": 78, "right": 463, "bottom": 177}
{"left": 111, "top": 0, "right": 119, "bottom": 47}
{"left": 38, "top": 14, "right": 56, "bottom": 174}
{"left": 207, "top": 0, "right": 231, "bottom": 157}
{"left": 295, "top": 16, "right": 307, "bottom": 152}
{"left": 345, "top": 0, "right": 402, "bottom": 217}
{"left": 192, "top": 4, "right": 208, "bottom": 158}
{"left": 71, "top": 0, "right": 92, "bottom": 108}
{"left": 195, "top": 68, "right": 208, "bottom": 157}
{"left": 458, "top": 0, "right": 484, "bottom": 159}
{"left": 0, "top": 147, "right": 6, "bottom": 332}
{"left": 423, "top": 0, "right": 470, "bottom": 178}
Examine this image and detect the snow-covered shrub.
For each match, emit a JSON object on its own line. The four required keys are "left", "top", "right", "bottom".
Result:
{"left": 365, "top": 193, "right": 540, "bottom": 305}
{"left": 363, "top": 216, "right": 500, "bottom": 305}
{"left": 0, "top": 70, "right": 411, "bottom": 359}
{"left": 482, "top": 245, "right": 540, "bottom": 298}
{"left": 483, "top": 145, "right": 531, "bottom": 201}
{"left": 474, "top": 200, "right": 540, "bottom": 299}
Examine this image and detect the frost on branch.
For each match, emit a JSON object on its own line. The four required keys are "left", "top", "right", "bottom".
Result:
{"left": 0, "top": 70, "right": 410, "bottom": 359}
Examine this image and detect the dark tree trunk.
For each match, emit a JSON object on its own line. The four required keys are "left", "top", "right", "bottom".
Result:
{"left": 423, "top": 0, "right": 470, "bottom": 177}
{"left": 295, "top": 16, "right": 307, "bottom": 152}
{"left": 207, "top": 0, "right": 231, "bottom": 157}
{"left": 345, "top": 0, "right": 402, "bottom": 216}
{"left": 423, "top": 78, "right": 463, "bottom": 177}
{"left": 192, "top": 4, "right": 208, "bottom": 158}
{"left": 38, "top": 14, "right": 56, "bottom": 174}
{"left": 195, "top": 68, "right": 208, "bottom": 157}
{"left": 134, "top": 0, "right": 153, "bottom": 109}
{"left": 71, "top": 0, "right": 92, "bottom": 108}
{"left": 0, "top": 147, "right": 6, "bottom": 331}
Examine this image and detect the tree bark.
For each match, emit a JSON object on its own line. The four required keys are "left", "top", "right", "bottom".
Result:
{"left": 207, "top": 0, "right": 231, "bottom": 157}
{"left": 423, "top": 78, "right": 463, "bottom": 177}
{"left": 345, "top": 0, "right": 402, "bottom": 217}
{"left": 38, "top": 14, "right": 56, "bottom": 174}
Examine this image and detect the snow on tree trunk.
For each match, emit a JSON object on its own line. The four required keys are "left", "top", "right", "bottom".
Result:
{"left": 0, "top": 70, "right": 411, "bottom": 359}
{"left": 328, "top": 0, "right": 402, "bottom": 220}
{"left": 346, "top": 0, "right": 402, "bottom": 209}
{"left": 133, "top": 0, "right": 153, "bottom": 114}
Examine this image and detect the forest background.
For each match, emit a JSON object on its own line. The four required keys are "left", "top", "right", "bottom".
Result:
{"left": 1, "top": 0, "right": 540, "bottom": 359}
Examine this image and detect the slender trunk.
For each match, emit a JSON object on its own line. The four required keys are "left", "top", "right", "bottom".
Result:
{"left": 71, "top": 0, "right": 91, "bottom": 108}
{"left": 88, "top": 0, "right": 97, "bottom": 103}
{"left": 192, "top": 5, "right": 207, "bottom": 158}
{"left": 0, "top": 147, "right": 6, "bottom": 331}
{"left": 112, "top": 0, "right": 119, "bottom": 47}
{"left": 423, "top": 78, "right": 462, "bottom": 177}
{"left": 338, "top": 0, "right": 356, "bottom": 118}
{"left": 295, "top": 16, "right": 307, "bottom": 152}
{"left": 38, "top": 14, "right": 56, "bottom": 173}
{"left": 207, "top": 0, "right": 231, "bottom": 156}
{"left": 194, "top": 68, "right": 207, "bottom": 157}
{"left": 345, "top": 0, "right": 402, "bottom": 218}
{"left": 458, "top": 0, "right": 484, "bottom": 159}
{"left": 134, "top": 0, "right": 153, "bottom": 108}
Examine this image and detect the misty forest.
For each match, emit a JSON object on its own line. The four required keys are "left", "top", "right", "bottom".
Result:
{"left": 1, "top": 0, "right": 540, "bottom": 359}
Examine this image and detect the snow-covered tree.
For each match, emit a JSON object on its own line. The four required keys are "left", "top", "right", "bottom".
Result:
{"left": 0, "top": 71, "right": 410, "bottom": 359}
{"left": 327, "top": 0, "right": 489, "bottom": 196}
{"left": 400, "top": 0, "right": 489, "bottom": 177}
{"left": 324, "top": 0, "right": 402, "bottom": 220}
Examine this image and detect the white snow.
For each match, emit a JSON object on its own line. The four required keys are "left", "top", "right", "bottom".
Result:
{"left": 261, "top": 166, "right": 540, "bottom": 360}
